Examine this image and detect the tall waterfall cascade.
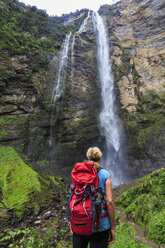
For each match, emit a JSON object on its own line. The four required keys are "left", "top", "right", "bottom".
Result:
{"left": 52, "top": 33, "right": 71, "bottom": 102}
{"left": 49, "top": 33, "right": 71, "bottom": 146}
{"left": 48, "top": 12, "right": 128, "bottom": 186}
{"left": 78, "top": 11, "right": 91, "bottom": 33}
{"left": 71, "top": 35, "right": 75, "bottom": 77}
{"left": 71, "top": 35, "right": 75, "bottom": 64}
{"left": 92, "top": 12, "right": 127, "bottom": 186}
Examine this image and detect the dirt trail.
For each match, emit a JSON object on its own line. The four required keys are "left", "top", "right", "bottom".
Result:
{"left": 116, "top": 207, "right": 165, "bottom": 248}
{"left": 113, "top": 181, "right": 165, "bottom": 248}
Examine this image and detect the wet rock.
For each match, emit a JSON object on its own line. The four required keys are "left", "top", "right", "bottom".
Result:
{"left": 42, "top": 211, "right": 52, "bottom": 219}
{"left": 34, "top": 220, "right": 42, "bottom": 225}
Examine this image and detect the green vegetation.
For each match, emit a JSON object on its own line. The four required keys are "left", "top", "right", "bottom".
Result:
{"left": 109, "top": 221, "right": 151, "bottom": 248}
{"left": 0, "top": 225, "right": 72, "bottom": 248}
{"left": 0, "top": 115, "right": 28, "bottom": 140}
{"left": 116, "top": 168, "right": 165, "bottom": 245}
{"left": 112, "top": 46, "right": 132, "bottom": 82}
{"left": 0, "top": 228, "right": 31, "bottom": 248}
{"left": 0, "top": 146, "right": 41, "bottom": 216}
{"left": 0, "top": 227, "right": 60, "bottom": 248}
{"left": 0, "top": 146, "right": 63, "bottom": 220}
{"left": 123, "top": 91, "right": 165, "bottom": 152}
{"left": 0, "top": 1, "right": 54, "bottom": 73}
{"left": 20, "top": 227, "right": 54, "bottom": 248}
{"left": 136, "top": 91, "right": 165, "bottom": 151}
{"left": 0, "top": 0, "right": 88, "bottom": 82}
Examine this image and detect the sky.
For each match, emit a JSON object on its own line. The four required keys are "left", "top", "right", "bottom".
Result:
{"left": 19, "top": 0, "right": 120, "bottom": 16}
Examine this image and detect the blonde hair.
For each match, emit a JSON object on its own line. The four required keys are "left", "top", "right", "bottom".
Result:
{"left": 86, "top": 147, "right": 102, "bottom": 170}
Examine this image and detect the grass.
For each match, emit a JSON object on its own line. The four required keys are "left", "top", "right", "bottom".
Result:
{"left": 116, "top": 168, "right": 165, "bottom": 245}
{"left": 0, "top": 146, "right": 41, "bottom": 217}
{"left": 87, "top": 221, "right": 151, "bottom": 248}
{"left": 109, "top": 221, "right": 152, "bottom": 248}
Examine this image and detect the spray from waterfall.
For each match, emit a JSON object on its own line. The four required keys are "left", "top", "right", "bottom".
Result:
{"left": 92, "top": 12, "right": 127, "bottom": 186}
{"left": 49, "top": 33, "right": 71, "bottom": 146}
{"left": 78, "top": 11, "right": 91, "bottom": 33}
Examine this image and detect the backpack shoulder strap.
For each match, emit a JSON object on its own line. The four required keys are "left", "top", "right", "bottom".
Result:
{"left": 97, "top": 167, "right": 102, "bottom": 173}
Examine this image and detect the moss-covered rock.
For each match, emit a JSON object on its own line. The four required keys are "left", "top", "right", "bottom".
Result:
{"left": 121, "top": 90, "right": 165, "bottom": 177}
{"left": 129, "top": 91, "right": 164, "bottom": 152}
{"left": 0, "top": 115, "right": 28, "bottom": 141}
{"left": 115, "top": 168, "right": 165, "bottom": 245}
{"left": 0, "top": 146, "right": 64, "bottom": 230}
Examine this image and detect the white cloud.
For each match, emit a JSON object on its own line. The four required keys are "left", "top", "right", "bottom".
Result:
{"left": 19, "top": 0, "right": 120, "bottom": 16}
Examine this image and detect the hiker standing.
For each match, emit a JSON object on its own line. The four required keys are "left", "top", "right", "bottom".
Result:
{"left": 67, "top": 147, "right": 115, "bottom": 248}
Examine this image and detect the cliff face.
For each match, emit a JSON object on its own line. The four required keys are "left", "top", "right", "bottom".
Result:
{"left": 0, "top": 0, "right": 164, "bottom": 179}
{"left": 101, "top": 0, "right": 165, "bottom": 176}
{"left": 44, "top": 18, "right": 101, "bottom": 167}
{"left": 102, "top": 0, "right": 165, "bottom": 111}
{"left": 0, "top": 0, "right": 89, "bottom": 165}
{"left": 49, "top": 0, "right": 165, "bottom": 176}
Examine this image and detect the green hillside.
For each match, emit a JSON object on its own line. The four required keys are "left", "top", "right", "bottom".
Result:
{"left": 0, "top": 146, "right": 63, "bottom": 227}
{"left": 116, "top": 168, "right": 165, "bottom": 245}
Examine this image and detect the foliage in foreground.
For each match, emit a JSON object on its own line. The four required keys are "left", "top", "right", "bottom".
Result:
{"left": 0, "top": 222, "right": 151, "bottom": 248}
{"left": 116, "top": 168, "right": 165, "bottom": 245}
{"left": 0, "top": 226, "right": 71, "bottom": 248}
{"left": 109, "top": 221, "right": 151, "bottom": 248}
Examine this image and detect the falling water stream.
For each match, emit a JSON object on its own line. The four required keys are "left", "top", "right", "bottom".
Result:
{"left": 71, "top": 35, "right": 75, "bottom": 64}
{"left": 71, "top": 35, "right": 75, "bottom": 77}
{"left": 92, "top": 12, "right": 127, "bottom": 186}
{"left": 48, "top": 12, "right": 127, "bottom": 186}
{"left": 78, "top": 11, "right": 91, "bottom": 33}
{"left": 49, "top": 33, "right": 71, "bottom": 146}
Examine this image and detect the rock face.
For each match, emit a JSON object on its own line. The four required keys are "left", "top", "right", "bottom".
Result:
{"left": 101, "top": 0, "right": 165, "bottom": 177}
{"left": 45, "top": 19, "right": 101, "bottom": 167}
{"left": 0, "top": 52, "right": 50, "bottom": 156}
{"left": 102, "top": 0, "right": 165, "bottom": 112}
{"left": 0, "top": 0, "right": 164, "bottom": 180}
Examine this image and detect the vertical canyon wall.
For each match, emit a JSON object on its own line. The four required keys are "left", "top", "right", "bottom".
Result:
{"left": 0, "top": 0, "right": 164, "bottom": 179}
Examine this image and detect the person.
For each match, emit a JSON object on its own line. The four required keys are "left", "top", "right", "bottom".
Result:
{"left": 71, "top": 147, "right": 115, "bottom": 248}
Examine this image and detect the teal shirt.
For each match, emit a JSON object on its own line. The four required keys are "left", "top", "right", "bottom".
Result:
{"left": 96, "top": 169, "right": 111, "bottom": 232}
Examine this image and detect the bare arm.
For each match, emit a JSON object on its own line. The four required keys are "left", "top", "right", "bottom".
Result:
{"left": 105, "top": 177, "right": 115, "bottom": 244}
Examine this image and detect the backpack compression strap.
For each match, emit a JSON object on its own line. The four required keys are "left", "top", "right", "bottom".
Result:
{"left": 66, "top": 184, "right": 75, "bottom": 220}
{"left": 96, "top": 205, "right": 108, "bottom": 227}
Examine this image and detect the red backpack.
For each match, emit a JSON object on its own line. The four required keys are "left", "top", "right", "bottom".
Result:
{"left": 67, "top": 161, "right": 107, "bottom": 235}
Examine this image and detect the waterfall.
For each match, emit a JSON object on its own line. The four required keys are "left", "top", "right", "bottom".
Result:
{"left": 52, "top": 33, "right": 71, "bottom": 102}
{"left": 92, "top": 12, "right": 127, "bottom": 186}
{"left": 49, "top": 33, "right": 71, "bottom": 146}
{"left": 71, "top": 35, "right": 75, "bottom": 64}
{"left": 78, "top": 11, "right": 91, "bottom": 33}
{"left": 71, "top": 35, "right": 75, "bottom": 77}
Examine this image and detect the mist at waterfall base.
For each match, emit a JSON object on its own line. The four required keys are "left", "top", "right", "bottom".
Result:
{"left": 48, "top": 11, "right": 129, "bottom": 187}
{"left": 92, "top": 12, "right": 129, "bottom": 187}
